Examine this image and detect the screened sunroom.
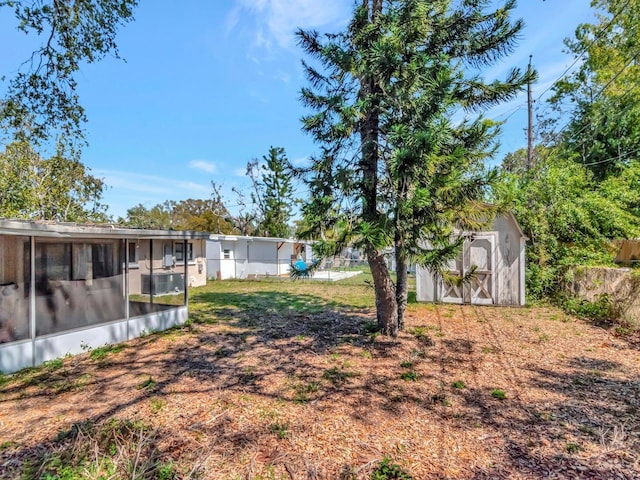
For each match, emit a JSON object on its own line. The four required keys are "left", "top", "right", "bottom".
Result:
{"left": 0, "top": 220, "right": 208, "bottom": 373}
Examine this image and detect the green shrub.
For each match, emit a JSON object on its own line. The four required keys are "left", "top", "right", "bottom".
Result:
{"left": 561, "top": 293, "right": 613, "bottom": 323}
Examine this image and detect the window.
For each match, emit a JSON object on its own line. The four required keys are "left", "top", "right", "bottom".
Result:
{"left": 128, "top": 242, "right": 138, "bottom": 266}
{"left": 163, "top": 243, "right": 173, "bottom": 267}
{"left": 175, "top": 242, "right": 194, "bottom": 263}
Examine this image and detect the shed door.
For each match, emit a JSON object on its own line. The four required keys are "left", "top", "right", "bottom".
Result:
{"left": 441, "top": 247, "right": 464, "bottom": 304}
{"left": 467, "top": 235, "right": 495, "bottom": 305}
{"left": 441, "top": 234, "right": 495, "bottom": 305}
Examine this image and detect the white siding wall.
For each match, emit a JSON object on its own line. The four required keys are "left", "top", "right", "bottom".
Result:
{"left": 415, "top": 213, "right": 525, "bottom": 306}
{"left": 206, "top": 238, "right": 304, "bottom": 279}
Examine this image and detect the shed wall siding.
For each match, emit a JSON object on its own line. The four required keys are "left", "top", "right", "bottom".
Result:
{"left": 415, "top": 213, "right": 525, "bottom": 306}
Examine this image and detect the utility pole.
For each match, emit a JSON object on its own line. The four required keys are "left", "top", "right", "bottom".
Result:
{"left": 527, "top": 55, "right": 534, "bottom": 171}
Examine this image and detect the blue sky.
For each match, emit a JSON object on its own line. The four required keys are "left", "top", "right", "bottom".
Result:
{"left": 1, "top": 1, "right": 595, "bottom": 219}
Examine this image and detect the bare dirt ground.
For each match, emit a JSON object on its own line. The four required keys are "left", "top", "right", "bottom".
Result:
{"left": 1, "top": 279, "right": 639, "bottom": 479}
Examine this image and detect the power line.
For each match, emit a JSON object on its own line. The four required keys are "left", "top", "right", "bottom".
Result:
{"left": 535, "top": 0, "right": 632, "bottom": 103}
{"left": 580, "top": 149, "right": 637, "bottom": 168}
{"left": 554, "top": 50, "right": 640, "bottom": 143}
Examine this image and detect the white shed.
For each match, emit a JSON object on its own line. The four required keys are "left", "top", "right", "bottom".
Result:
{"left": 415, "top": 212, "right": 526, "bottom": 306}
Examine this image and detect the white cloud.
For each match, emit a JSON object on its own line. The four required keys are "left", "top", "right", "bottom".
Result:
{"left": 96, "top": 169, "right": 214, "bottom": 219}
{"left": 96, "top": 170, "right": 211, "bottom": 197}
{"left": 233, "top": 167, "right": 248, "bottom": 177}
{"left": 189, "top": 159, "right": 217, "bottom": 174}
{"left": 229, "top": 0, "right": 349, "bottom": 50}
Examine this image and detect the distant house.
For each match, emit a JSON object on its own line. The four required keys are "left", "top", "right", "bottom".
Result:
{"left": 415, "top": 212, "right": 526, "bottom": 306}
{"left": 128, "top": 235, "right": 207, "bottom": 295}
{"left": 206, "top": 234, "right": 314, "bottom": 280}
{"left": 0, "top": 219, "right": 208, "bottom": 373}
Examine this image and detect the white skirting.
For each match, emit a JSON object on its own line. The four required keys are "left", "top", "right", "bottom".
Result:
{"left": 0, "top": 306, "right": 188, "bottom": 374}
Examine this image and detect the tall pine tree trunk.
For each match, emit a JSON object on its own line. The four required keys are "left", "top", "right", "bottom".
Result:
{"left": 395, "top": 246, "right": 408, "bottom": 332}
{"left": 395, "top": 169, "right": 409, "bottom": 331}
{"left": 360, "top": 0, "right": 398, "bottom": 336}
{"left": 367, "top": 247, "right": 398, "bottom": 336}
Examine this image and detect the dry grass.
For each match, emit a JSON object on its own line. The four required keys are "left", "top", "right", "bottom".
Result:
{"left": 1, "top": 275, "right": 639, "bottom": 479}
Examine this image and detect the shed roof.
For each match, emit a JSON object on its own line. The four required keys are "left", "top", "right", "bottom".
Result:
{"left": 208, "top": 234, "right": 313, "bottom": 245}
{"left": 0, "top": 219, "right": 210, "bottom": 240}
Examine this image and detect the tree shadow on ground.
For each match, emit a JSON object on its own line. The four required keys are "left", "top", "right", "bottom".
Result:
{"left": 464, "top": 351, "right": 640, "bottom": 479}
{"left": 0, "top": 288, "right": 395, "bottom": 478}
{"left": 189, "top": 289, "right": 375, "bottom": 351}
{"left": 3, "top": 294, "right": 640, "bottom": 479}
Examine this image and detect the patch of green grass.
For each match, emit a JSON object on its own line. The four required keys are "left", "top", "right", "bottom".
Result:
{"left": 409, "top": 326, "right": 435, "bottom": 346}
{"left": 157, "top": 461, "right": 177, "bottom": 480}
{"left": 51, "top": 374, "right": 92, "bottom": 395}
{"left": 90, "top": 344, "right": 125, "bottom": 361}
{"left": 269, "top": 422, "right": 289, "bottom": 439}
{"left": 491, "top": 389, "right": 507, "bottom": 400}
{"left": 561, "top": 293, "right": 613, "bottom": 324}
{"left": 189, "top": 279, "right": 375, "bottom": 325}
{"left": 0, "top": 440, "right": 19, "bottom": 450}
{"left": 481, "top": 346, "right": 499, "bottom": 354}
{"left": 30, "top": 418, "right": 170, "bottom": 480}
{"left": 565, "top": 442, "right": 583, "bottom": 454}
{"left": 400, "top": 370, "right": 418, "bottom": 381}
{"left": 150, "top": 397, "right": 165, "bottom": 413}
{"left": 43, "top": 358, "right": 64, "bottom": 370}
{"left": 361, "top": 320, "right": 379, "bottom": 335}
{"left": 292, "top": 381, "right": 320, "bottom": 403}
{"left": 615, "top": 326, "right": 632, "bottom": 336}
{"left": 137, "top": 376, "right": 157, "bottom": 390}
{"left": 400, "top": 360, "right": 414, "bottom": 369}
{"left": 360, "top": 350, "right": 372, "bottom": 359}
{"left": 371, "top": 457, "right": 412, "bottom": 480}
{"left": 323, "top": 367, "right": 357, "bottom": 385}
{"left": 452, "top": 380, "right": 466, "bottom": 389}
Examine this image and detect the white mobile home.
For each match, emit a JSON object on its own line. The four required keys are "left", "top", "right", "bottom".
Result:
{"left": 206, "top": 235, "right": 313, "bottom": 280}
{"left": 0, "top": 220, "right": 208, "bottom": 373}
{"left": 416, "top": 212, "right": 526, "bottom": 306}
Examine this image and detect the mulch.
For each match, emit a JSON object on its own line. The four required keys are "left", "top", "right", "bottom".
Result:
{"left": 1, "top": 302, "right": 639, "bottom": 479}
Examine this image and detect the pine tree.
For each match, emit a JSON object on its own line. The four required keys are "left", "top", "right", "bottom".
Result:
{"left": 297, "top": 0, "right": 534, "bottom": 335}
{"left": 247, "top": 147, "right": 295, "bottom": 238}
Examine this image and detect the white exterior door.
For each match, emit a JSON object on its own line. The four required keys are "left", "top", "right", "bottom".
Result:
{"left": 467, "top": 235, "right": 495, "bottom": 305}
{"left": 441, "top": 247, "right": 464, "bottom": 304}
{"left": 441, "top": 234, "right": 495, "bottom": 305}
